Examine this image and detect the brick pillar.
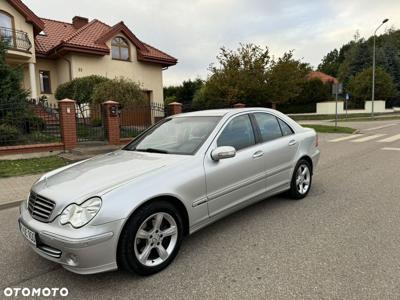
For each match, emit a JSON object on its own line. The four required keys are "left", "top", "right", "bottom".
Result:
{"left": 103, "top": 101, "right": 120, "bottom": 145}
{"left": 59, "top": 99, "right": 77, "bottom": 151}
{"left": 168, "top": 102, "right": 183, "bottom": 115}
{"left": 233, "top": 103, "right": 246, "bottom": 108}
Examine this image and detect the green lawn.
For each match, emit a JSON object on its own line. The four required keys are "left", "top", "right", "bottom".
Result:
{"left": 290, "top": 112, "right": 400, "bottom": 121}
{"left": 0, "top": 156, "right": 70, "bottom": 178}
{"left": 302, "top": 124, "right": 356, "bottom": 134}
{"left": 332, "top": 116, "right": 400, "bottom": 122}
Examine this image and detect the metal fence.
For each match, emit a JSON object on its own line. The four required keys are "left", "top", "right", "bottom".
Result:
{"left": 119, "top": 102, "right": 166, "bottom": 138}
{"left": 75, "top": 103, "right": 106, "bottom": 142}
{"left": 0, "top": 26, "right": 32, "bottom": 51}
{"left": 0, "top": 99, "right": 61, "bottom": 147}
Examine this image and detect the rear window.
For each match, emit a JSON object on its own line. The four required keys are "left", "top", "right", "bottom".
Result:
{"left": 277, "top": 118, "right": 294, "bottom": 136}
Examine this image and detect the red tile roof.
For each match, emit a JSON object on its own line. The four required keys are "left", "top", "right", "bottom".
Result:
{"left": 308, "top": 71, "right": 338, "bottom": 84}
{"left": 6, "top": 0, "right": 45, "bottom": 33}
{"left": 34, "top": 18, "right": 177, "bottom": 66}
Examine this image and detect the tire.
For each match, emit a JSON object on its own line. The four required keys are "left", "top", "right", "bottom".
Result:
{"left": 117, "top": 200, "right": 184, "bottom": 276}
{"left": 289, "top": 159, "right": 312, "bottom": 200}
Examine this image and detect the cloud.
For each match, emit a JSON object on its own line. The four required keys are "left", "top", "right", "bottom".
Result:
{"left": 24, "top": 0, "right": 400, "bottom": 85}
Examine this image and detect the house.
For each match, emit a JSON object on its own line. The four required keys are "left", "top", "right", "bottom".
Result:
{"left": 307, "top": 71, "right": 339, "bottom": 85}
{"left": 0, "top": 0, "right": 177, "bottom": 105}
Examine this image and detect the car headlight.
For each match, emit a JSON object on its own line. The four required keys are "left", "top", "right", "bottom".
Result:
{"left": 59, "top": 197, "right": 102, "bottom": 228}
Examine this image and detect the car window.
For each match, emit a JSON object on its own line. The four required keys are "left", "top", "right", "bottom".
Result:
{"left": 124, "top": 116, "right": 221, "bottom": 155}
{"left": 277, "top": 118, "right": 294, "bottom": 136}
{"left": 253, "top": 113, "right": 283, "bottom": 142}
{"left": 217, "top": 114, "right": 256, "bottom": 151}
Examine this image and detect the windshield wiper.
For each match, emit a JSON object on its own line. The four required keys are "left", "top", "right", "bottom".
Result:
{"left": 135, "top": 148, "right": 169, "bottom": 154}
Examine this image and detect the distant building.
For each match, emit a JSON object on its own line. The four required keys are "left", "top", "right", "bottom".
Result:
{"left": 307, "top": 71, "right": 339, "bottom": 85}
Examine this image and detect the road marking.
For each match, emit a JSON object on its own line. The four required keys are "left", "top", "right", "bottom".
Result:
{"left": 351, "top": 134, "right": 387, "bottom": 143}
{"left": 382, "top": 147, "right": 400, "bottom": 151}
{"left": 364, "top": 123, "right": 398, "bottom": 131}
{"left": 329, "top": 134, "right": 364, "bottom": 142}
{"left": 378, "top": 133, "right": 400, "bottom": 143}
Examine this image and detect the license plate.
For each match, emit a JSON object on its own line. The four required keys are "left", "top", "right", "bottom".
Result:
{"left": 20, "top": 222, "right": 36, "bottom": 246}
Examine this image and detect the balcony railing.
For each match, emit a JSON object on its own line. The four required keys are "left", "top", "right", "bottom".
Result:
{"left": 0, "top": 27, "right": 32, "bottom": 52}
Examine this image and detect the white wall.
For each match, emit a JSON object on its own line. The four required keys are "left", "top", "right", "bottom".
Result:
{"left": 316, "top": 100, "right": 391, "bottom": 114}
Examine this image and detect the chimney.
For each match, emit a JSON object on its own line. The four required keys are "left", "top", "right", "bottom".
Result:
{"left": 72, "top": 16, "right": 89, "bottom": 29}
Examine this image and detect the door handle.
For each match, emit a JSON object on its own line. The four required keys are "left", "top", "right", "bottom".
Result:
{"left": 252, "top": 150, "right": 264, "bottom": 158}
{"left": 289, "top": 140, "right": 297, "bottom": 146}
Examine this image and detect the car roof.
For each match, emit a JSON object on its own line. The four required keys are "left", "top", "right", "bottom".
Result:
{"left": 173, "top": 107, "right": 278, "bottom": 118}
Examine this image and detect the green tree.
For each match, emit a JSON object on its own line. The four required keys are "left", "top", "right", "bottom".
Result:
{"left": 0, "top": 40, "right": 45, "bottom": 145}
{"left": 267, "top": 51, "right": 311, "bottom": 108}
{"left": 55, "top": 75, "right": 109, "bottom": 104}
{"left": 92, "top": 77, "right": 145, "bottom": 107}
{"left": 164, "top": 79, "right": 203, "bottom": 108}
{"left": 317, "top": 49, "right": 340, "bottom": 77}
{"left": 320, "top": 28, "right": 400, "bottom": 102}
{"left": 347, "top": 67, "right": 398, "bottom": 100}
{"left": 193, "top": 43, "right": 271, "bottom": 109}
{"left": 55, "top": 75, "right": 110, "bottom": 123}
{"left": 0, "top": 40, "right": 29, "bottom": 111}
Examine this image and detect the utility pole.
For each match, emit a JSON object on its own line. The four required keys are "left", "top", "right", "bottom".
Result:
{"left": 371, "top": 18, "right": 389, "bottom": 118}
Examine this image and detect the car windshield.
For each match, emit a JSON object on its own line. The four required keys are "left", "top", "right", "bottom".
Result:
{"left": 123, "top": 116, "right": 221, "bottom": 155}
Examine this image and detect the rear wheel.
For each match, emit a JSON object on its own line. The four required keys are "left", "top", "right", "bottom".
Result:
{"left": 289, "top": 159, "right": 312, "bottom": 200}
{"left": 117, "top": 201, "right": 183, "bottom": 275}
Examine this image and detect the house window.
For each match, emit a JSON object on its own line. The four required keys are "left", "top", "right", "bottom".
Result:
{"left": 0, "top": 11, "right": 14, "bottom": 47}
{"left": 111, "top": 37, "right": 130, "bottom": 61}
{"left": 0, "top": 11, "right": 13, "bottom": 29}
{"left": 39, "top": 71, "right": 51, "bottom": 94}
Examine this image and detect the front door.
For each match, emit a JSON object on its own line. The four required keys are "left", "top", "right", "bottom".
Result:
{"left": 204, "top": 114, "right": 267, "bottom": 218}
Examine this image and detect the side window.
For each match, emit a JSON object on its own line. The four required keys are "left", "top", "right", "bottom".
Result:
{"left": 253, "top": 113, "right": 282, "bottom": 142}
{"left": 217, "top": 114, "right": 255, "bottom": 151}
{"left": 278, "top": 118, "right": 294, "bottom": 136}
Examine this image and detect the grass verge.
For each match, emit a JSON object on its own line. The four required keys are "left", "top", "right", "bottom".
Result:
{"left": 0, "top": 156, "right": 69, "bottom": 178}
{"left": 302, "top": 124, "right": 356, "bottom": 134}
{"left": 290, "top": 112, "right": 400, "bottom": 121}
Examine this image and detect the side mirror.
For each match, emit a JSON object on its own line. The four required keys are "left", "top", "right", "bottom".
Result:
{"left": 211, "top": 146, "right": 236, "bottom": 161}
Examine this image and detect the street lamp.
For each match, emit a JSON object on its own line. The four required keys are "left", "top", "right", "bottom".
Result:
{"left": 371, "top": 18, "right": 389, "bottom": 117}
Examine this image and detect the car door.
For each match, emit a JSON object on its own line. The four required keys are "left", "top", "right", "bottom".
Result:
{"left": 204, "top": 114, "right": 268, "bottom": 218}
{"left": 252, "top": 112, "right": 299, "bottom": 192}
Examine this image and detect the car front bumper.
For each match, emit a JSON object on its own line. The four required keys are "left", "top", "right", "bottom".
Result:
{"left": 18, "top": 201, "right": 125, "bottom": 274}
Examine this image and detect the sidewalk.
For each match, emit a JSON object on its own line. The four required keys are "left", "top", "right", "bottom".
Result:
{"left": 0, "top": 142, "right": 122, "bottom": 209}
{"left": 0, "top": 174, "right": 42, "bottom": 209}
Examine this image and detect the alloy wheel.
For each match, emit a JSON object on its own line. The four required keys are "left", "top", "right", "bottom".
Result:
{"left": 134, "top": 212, "right": 178, "bottom": 267}
{"left": 296, "top": 164, "right": 310, "bottom": 195}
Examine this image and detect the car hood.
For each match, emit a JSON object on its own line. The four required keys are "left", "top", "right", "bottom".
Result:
{"left": 33, "top": 150, "right": 187, "bottom": 205}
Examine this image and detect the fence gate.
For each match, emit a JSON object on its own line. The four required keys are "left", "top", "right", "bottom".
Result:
{"left": 75, "top": 104, "right": 106, "bottom": 142}
{"left": 119, "top": 102, "right": 166, "bottom": 139}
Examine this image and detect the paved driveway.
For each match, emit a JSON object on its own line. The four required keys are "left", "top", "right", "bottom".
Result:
{"left": 1, "top": 121, "right": 400, "bottom": 299}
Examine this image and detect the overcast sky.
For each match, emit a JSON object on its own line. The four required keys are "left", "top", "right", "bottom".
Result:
{"left": 24, "top": 0, "right": 400, "bottom": 86}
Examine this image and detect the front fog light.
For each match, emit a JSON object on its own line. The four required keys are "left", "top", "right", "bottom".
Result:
{"left": 66, "top": 253, "right": 79, "bottom": 266}
{"left": 60, "top": 197, "right": 102, "bottom": 228}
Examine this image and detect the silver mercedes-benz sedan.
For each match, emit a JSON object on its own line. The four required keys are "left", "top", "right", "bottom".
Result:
{"left": 19, "top": 108, "right": 319, "bottom": 275}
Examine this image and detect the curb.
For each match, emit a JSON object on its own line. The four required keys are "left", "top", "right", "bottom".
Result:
{"left": 0, "top": 200, "right": 23, "bottom": 210}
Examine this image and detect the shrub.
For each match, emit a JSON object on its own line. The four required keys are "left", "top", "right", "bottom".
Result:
{"left": 55, "top": 75, "right": 110, "bottom": 104}
{"left": 92, "top": 77, "right": 146, "bottom": 107}
{"left": 91, "top": 118, "right": 102, "bottom": 127}
{"left": 1, "top": 110, "right": 45, "bottom": 133}
{"left": 0, "top": 124, "right": 22, "bottom": 146}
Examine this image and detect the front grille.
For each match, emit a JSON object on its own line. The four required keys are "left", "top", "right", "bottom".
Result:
{"left": 28, "top": 192, "right": 56, "bottom": 222}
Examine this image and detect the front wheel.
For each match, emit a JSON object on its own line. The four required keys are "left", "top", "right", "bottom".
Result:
{"left": 117, "top": 201, "right": 183, "bottom": 275}
{"left": 289, "top": 159, "right": 312, "bottom": 200}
